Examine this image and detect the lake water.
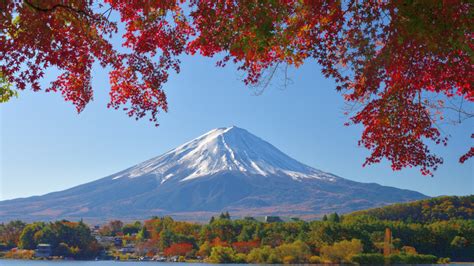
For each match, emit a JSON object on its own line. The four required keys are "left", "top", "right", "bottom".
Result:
{"left": 0, "top": 261, "right": 224, "bottom": 266}
{"left": 0, "top": 260, "right": 462, "bottom": 266}
{"left": 0, "top": 262, "right": 222, "bottom": 266}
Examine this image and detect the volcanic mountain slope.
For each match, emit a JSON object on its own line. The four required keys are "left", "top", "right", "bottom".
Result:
{"left": 0, "top": 126, "right": 427, "bottom": 222}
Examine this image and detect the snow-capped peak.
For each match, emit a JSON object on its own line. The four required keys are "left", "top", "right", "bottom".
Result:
{"left": 112, "top": 126, "right": 338, "bottom": 183}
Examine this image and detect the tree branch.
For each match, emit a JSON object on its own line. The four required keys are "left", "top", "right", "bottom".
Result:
{"left": 23, "top": 0, "right": 93, "bottom": 19}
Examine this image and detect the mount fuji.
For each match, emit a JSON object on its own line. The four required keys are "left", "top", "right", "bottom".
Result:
{"left": 0, "top": 126, "right": 426, "bottom": 222}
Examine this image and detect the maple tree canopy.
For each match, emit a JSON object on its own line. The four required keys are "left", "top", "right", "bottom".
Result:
{"left": 1, "top": 0, "right": 472, "bottom": 175}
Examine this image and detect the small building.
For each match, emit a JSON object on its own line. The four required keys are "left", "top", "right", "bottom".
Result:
{"left": 119, "top": 244, "right": 135, "bottom": 254}
{"left": 153, "top": 255, "right": 166, "bottom": 262}
{"left": 114, "top": 237, "right": 123, "bottom": 247}
{"left": 264, "top": 216, "right": 283, "bottom": 223}
{"left": 96, "top": 236, "right": 115, "bottom": 246}
{"left": 90, "top": 225, "right": 101, "bottom": 237}
{"left": 35, "top": 244, "right": 52, "bottom": 258}
{"left": 0, "top": 243, "right": 8, "bottom": 251}
{"left": 169, "top": 255, "right": 179, "bottom": 262}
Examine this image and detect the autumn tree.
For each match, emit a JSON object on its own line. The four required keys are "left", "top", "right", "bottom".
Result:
{"left": 9, "top": 209, "right": 474, "bottom": 262}
{"left": 197, "top": 241, "right": 212, "bottom": 257}
{"left": 274, "top": 240, "right": 311, "bottom": 263}
{"left": 320, "top": 239, "right": 363, "bottom": 263}
{"left": 1, "top": 0, "right": 472, "bottom": 175}
{"left": 0, "top": 220, "right": 26, "bottom": 248}
{"left": 246, "top": 245, "right": 280, "bottom": 264}
{"left": 107, "top": 220, "right": 123, "bottom": 236}
{"left": 232, "top": 240, "right": 260, "bottom": 254}
{"left": 164, "top": 242, "right": 194, "bottom": 257}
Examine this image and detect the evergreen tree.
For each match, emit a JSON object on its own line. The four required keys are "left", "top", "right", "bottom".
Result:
{"left": 328, "top": 213, "right": 340, "bottom": 223}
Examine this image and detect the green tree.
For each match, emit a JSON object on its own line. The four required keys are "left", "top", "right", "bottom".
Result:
{"left": 320, "top": 239, "right": 363, "bottom": 263}
{"left": 211, "top": 219, "right": 235, "bottom": 242}
{"left": 207, "top": 246, "right": 236, "bottom": 263}
{"left": 237, "top": 225, "right": 254, "bottom": 242}
{"left": 352, "top": 253, "right": 385, "bottom": 264}
{"left": 136, "top": 227, "right": 149, "bottom": 241}
{"left": 197, "top": 241, "right": 212, "bottom": 258}
{"left": 55, "top": 242, "right": 72, "bottom": 257}
{"left": 247, "top": 246, "right": 279, "bottom": 264}
{"left": 159, "top": 229, "right": 175, "bottom": 250}
{"left": 122, "top": 221, "right": 142, "bottom": 235}
{"left": 18, "top": 223, "right": 44, "bottom": 250}
{"left": 451, "top": 236, "right": 468, "bottom": 248}
{"left": 275, "top": 240, "right": 311, "bottom": 263}
{"left": 34, "top": 225, "right": 57, "bottom": 248}
{"left": 328, "top": 213, "right": 340, "bottom": 223}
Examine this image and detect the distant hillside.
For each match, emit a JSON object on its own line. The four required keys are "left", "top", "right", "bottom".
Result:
{"left": 349, "top": 195, "right": 474, "bottom": 223}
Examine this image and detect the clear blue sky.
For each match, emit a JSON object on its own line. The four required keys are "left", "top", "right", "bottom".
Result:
{"left": 1, "top": 49, "right": 473, "bottom": 200}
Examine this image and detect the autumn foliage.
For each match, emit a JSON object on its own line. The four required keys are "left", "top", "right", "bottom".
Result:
{"left": 164, "top": 242, "right": 193, "bottom": 257}
{"left": 1, "top": 0, "right": 472, "bottom": 175}
{"left": 2, "top": 205, "right": 474, "bottom": 262}
{"left": 232, "top": 240, "right": 260, "bottom": 253}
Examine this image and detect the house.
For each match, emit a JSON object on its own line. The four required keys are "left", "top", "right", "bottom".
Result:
{"left": 153, "top": 255, "right": 166, "bottom": 261}
{"left": 0, "top": 243, "right": 8, "bottom": 251}
{"left": 119, "top": 244, "right": 135, "bottom": 254}
{"left": 95, "top": 236, "right": 115, "bottom": 246}
{"left": 169, "top": 255, "right": 179, "bottom": 262}
{"left": 90, "top": 225, "right": 101, "bottom": 237}
{"left": 264, "top": 216, "right": 283, "bottom": 223}
{"left": 114, "top": 237, "right": 123, "bottom": 247}
{"left": 35, "top": 244, "right": 52, "bottom": 258}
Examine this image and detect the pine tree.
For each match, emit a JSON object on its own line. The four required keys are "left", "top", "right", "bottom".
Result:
{"left": 328, "top": 213, "right": 340, "bottom": 223}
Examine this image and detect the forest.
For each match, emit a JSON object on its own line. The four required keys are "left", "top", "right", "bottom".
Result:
{"left": 349, "top": 195, "right": 474, "bottom": 223}
{"left": 0, "top": 195, "right": 472, "bottom": 263}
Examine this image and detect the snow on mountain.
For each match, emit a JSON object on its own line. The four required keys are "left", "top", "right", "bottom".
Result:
{"left": 0, "top": 126, "right": 427, "bottom": 222}
{"left": 112, "top": 126, "right": 338, "bottom": 183}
